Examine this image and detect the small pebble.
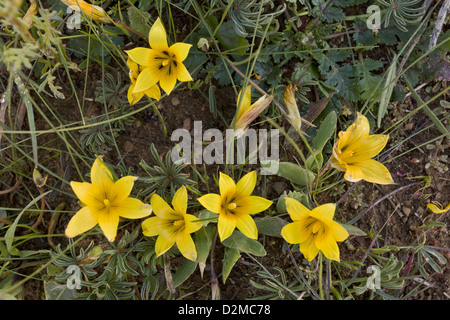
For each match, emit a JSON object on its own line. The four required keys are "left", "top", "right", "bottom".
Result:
{"left": 171, "top": 96, "right": 180, "bottom": 106}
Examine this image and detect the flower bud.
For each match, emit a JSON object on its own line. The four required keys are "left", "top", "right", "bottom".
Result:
{"left": 60, "top": 0, "right": 111, "bottom": 24}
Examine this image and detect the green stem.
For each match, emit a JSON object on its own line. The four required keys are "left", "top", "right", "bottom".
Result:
{"left": 319, "top": 252, "right": 324, "bottom": 300}
{"left": 152, "top": 104, "right": 167, "bottom": 137}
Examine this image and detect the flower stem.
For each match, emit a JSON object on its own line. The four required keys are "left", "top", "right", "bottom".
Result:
{"left": 319, "top": 252, "right": 324, "bottom": 300}
{"left": 152, "top": 103, "right": 167, "bottom": 137}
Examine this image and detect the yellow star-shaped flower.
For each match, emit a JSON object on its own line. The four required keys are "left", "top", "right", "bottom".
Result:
{"left": 331, "top": 112, "right": 394, "bottom": 185}
{"left": 141, "top": 186, "right": 203, "bottom": 261}
{"left": 198, "top": 171, "right": 272, "bottom": 241}
{"left": 125, "top": 17, "right": 193, "bottom": 96}
{"left": 66, "top": 157, "right": 152, "bottom": 242}
{"left": 281, "top": 198, "right": 348, "bottom": 262}
{"left": 126, "top": 58, "right": 161, "bottom": 105}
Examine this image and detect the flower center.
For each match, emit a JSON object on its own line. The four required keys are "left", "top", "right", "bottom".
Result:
{"left": 227, "top": 202, "right": 237, "bottom": 210}
{"left": 103, "top": 199, "right": 111, "bottom": 208}
{"left": 162, "top": 59, "right": 170, "bottom": 67}
{"left": 173, "top": 220, "right": 184, "bottom": 227}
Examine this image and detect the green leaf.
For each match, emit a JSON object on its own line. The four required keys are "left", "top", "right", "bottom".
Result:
{"left": 222, "top": 230, "right": 266, "bottom": 257}
{"left": 275, "top": 162, "right": 316, "bottom": 186}
{"left": 195, "top": 225, "right": 215, "bottom": 278}
{"left": 222, "top": 247, "right": 241, "bottom": 284}
{"left": 44, "top": 281, "right": 77, "bottom": 300}
{"left": 340, "top": 223, "right": 366, "bottom": 236}
{"left": 127, "top": 6, "right": 151, "bottom": 38}
{"left": 311, "top": 110, "right": 337, "bottom": 153}
{"left": 378, "top": 59, "right": 397, "bottom": 127}
{"left": 254, "top": 216, "right": 288, "bottom": 237}
{"left": 172, "top": 259, "right": 198, "bottom": 288}
{"left": 216, "top": 21, "right": 249, "bottom": 56}
{"left": 5, "top": 191, "right": 51, "bottom": 256}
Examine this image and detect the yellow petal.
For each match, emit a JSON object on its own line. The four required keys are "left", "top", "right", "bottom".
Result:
{"left": 234, "top": 212, "right": 258, "bottom": 239}
{"left": 234, "top": 95, "right": 273, "bottom": 132}
{"left": 315, "top": 231, "right": 341, "bottom": 262}
{"left": 281, "top": 221, "right": 310, "bottom": 244}
{"left": 125, "top": 48, "right": 153, "bottom": 66}
{"left": 235, "top": 171, "right": 257, "bottom": 199}
{"left": 197, "top": 193, "right": 222, "bottom": 214}
{"left": 149, "top": 17, "right": 169, "bottom": 51}
{"left": 151, "top": 194, "right": 179, "bottom": 219}
{"left": 70, "top": 181, "right": 102, "bottom": 208}
{"left": 97, "top": 209, "right": 120, "bottom": 241}
{"left": 127, "top": 58, "right": 139, "bottom": 81}
{"left": 233, "top": 196, "right": 272, "bottom": 215}
{"left": 285, "top": 197, "right": 310, "bottom": 221}
{"left": 142, "top": 216, "right": 166, "bottom": 237}
{"left": 109, "top": 176, "right": 136, "bottom": 202}
{"left": 170, "top": 42, "right": 192, "bottom": 62}
{"left": 340, "top": 134, "right": 389, "bottom": 163}
{"left": 112, "top": 197, "right": 152, "bottom": 219}
{"left": 328, "top": 221, "right": 349, "bottom": 242}
{"left": 219, "top": 172, "right": 236, "bottom": 203}
{"left": 283, "top": 84, "right": 302, "bottom": 132}
{"left": 299, "top": 236, "right": 319, "bottom": 262}
{"left": 218, "top": 212, "right": 236, "bottom": 241}
{"left": 159, "top": 67, "right": 177, "bottom": 96}
{"left": 128, "top": 85, "right": 145, "bottom": 105}
{"left": 90, "top": 157, "right": 114, "bottom": 186}
{"left": 61, "top": 0, "right": 111, "bottom": 24}
{"left": 155, "top": 233, "right": 176, "bottom": 257}
{"left": 339, "top": 112, "right": 371, "bottom": 150}
{"left": 176, "top": 233, "right": 198, "bottom": 261}
{"left": 65, "top": 206, "right": 98, "bottom": 238}
{"left": 427, "top": 203, "right": 450, "bottom": 214}
{"left": 310, "top": 203, "right": 336, "bottom": 222}
{"left": 132, "top": 66, "right": 160, "bottom": 93}
{"left": 144, "top": 84, "right": 161, "bottom": 101}
{"left": 172, "top": 186, "right": 187, "bottom": 214}
{"left": 236, "top": 85, "right": 252, "bottom": 121}
{"left": 345, "top": 159, "right": 394, "bottom": 185}
{"left": 184, "top": 214, "right": 203, "bottom": 234}
{"left": 175, "top": 62, "right": 193, "bottom": 82}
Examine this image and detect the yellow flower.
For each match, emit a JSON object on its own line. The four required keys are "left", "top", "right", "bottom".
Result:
{"left": 233, "top": 85, "right": 273, "bottom": 137}
{"left": 331, "top": 112, "right": 394, "bottom": 185}
{"left": 141, "top": 186, "right": 203, "bottom": 261}
{"left": 125, "top": 17, "right": 193, "bottom": 96}
{"left": 281, "top": 198, "right": 348, "bottom": 262}
{"left": 427, "top": 202, "right": 450, "bottom": 214}
{"left": 23, "top": 0, "right": 38, "bottom": 28}
{"left": 127, "top": 58, "right": 161, "bottom": 105}
{"left": 197, "top": 171, "right": 272, "bottom": 241}
{"left": 283, "top": 83, "right": 303, "bottom": 133}
{"left": 66, "top": 157, "right": 152, "bottom": 242}
{"left": 60, "top": 0, "right": 111, "bottom": 24}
